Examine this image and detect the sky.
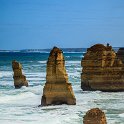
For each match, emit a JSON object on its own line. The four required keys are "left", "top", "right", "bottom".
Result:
{"left": 0, "top": 0, "right": 124, "bottom": 50}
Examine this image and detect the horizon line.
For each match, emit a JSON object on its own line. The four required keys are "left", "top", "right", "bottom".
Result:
{"left": 0, "top": 46, "right": 122, "bottom": 51}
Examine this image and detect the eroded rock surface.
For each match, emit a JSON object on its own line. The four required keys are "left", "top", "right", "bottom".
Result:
{"left": 81, "top": 44, "right": 124, "bottom": 91}
{"left": 83, "top": 108, "right": 107, "bottom": 124}
{"left": 41, "top": 47, "right": 76, "bottom": 106}
{"left": 117, "top": 48, "right": 124, "bottom": 63}
{"left": 12, "top": 60, "right": 28, "bottom": 88}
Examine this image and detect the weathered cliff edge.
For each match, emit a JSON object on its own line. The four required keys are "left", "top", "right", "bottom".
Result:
{"left": 81, "top": 44, "right": 124, "bottom": 91}
{"left": 117, "top": 48, "right": 124, "bottom": 63}
{"left": 41, "top": 47, "right": 76, "bottom": 106}
{"left": 83, "top": 108, "right": 107, "bottom": 124}
{"left": 12, "top": 60, "right": 28, "bottom": 88}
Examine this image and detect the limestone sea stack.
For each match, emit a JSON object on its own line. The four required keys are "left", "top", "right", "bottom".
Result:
{"left": 83, "top": 108, "right": 107, "bottom": 124}
{"left": 81, "top": 44, "right": 124, "bottom": 91}
{"left": 12, "top": 60, "right": 28, "bottom": 88}
{"left": 117, "top": 48, "right": 124, "bottom": 63}
{"left": 41, "top": 47, "right": 76, "bottom": 106}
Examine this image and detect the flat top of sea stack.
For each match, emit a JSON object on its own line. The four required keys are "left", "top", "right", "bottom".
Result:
{"left": 88, "top": 44, "right": 112, "bottom": 52}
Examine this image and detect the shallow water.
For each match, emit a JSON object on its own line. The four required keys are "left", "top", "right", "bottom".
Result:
{"left": 0, "top": 51, "right": 124, "bottom": 124}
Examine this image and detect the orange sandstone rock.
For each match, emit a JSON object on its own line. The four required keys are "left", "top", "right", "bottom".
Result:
{"left": 41, "top": 47, "right": 76, "bottom": 106}
{"left": 83, "top": 108, "right": 107, "bottom": 124}
{"left": 81, "top": 44, "right": 124, "bottom": 91}
{"left": 12, "top": 60, "right": 28, "bottom": 88}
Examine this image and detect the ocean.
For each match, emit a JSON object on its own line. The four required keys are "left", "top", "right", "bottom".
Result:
{"left": 0, "top": 49, "right": 124, "bottom": 124}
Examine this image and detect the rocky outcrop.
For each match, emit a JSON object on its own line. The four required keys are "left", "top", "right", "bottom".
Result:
{"left": 117, "top": 48, "right": 124, "bottom": 63}
{"left": 81, "top": 44, "right": 124, "bottom": 91}
{"left": 83, "top": 108, "right": 107, "bottom": 124}
{"left": 12, "top": 60, "right": 28, "bottom": 88}
{"left": 41, "top": 47, "right": 76, "bottom": 106}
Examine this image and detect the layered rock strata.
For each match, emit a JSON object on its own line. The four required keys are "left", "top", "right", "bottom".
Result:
{"left": 83, "top": 108, "right": 107, "bottom": 124}
{"left": 41, "top": 47, "right": 76, "bottom": 106}
{"left": 81, "top": 44, "right": 124, "bottom": 91}
{"left": 117, "top": 48, "right": 124, "bottom": 63}
{"left": 12, "top": 60, "right": 28, "bottom": 88}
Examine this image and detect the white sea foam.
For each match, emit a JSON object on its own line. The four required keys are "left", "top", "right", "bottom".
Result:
{"left": 0, "top": 81, "right": 13, "bottom": 86}
{"left": 38, "top": 61, "right": 47, "bottom": 64}
{"left": 119, "top": 113, "right": 124, "bottom": 117}
{"left": 0, "top": 85, "right": 43, "bottom": 105}
{"left": 27, "top": 77, "right": 45, "bottom": 81}
{"left": 25, "top": 72, "right": 46, "bottom": 78}
{"left": 0, "top": 71, "right": 12, "bottom": 78}
{"left": 66, "top": 61, "right": 81, "bottom": 64}
{"left": 25, "top": 72, "right": 45, "bottom": 76}
{"left": 0, "top": 85, "right": 124, "bottom": 124}
{"left": 0, "top": 91, "right": 35, "bottom": 103}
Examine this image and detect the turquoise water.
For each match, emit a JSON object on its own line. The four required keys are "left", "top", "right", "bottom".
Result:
{"left": 0, "top": 51, "right": 124, "bottom": 124}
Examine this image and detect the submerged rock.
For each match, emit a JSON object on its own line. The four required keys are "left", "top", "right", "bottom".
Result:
{"left": 81, "top": 44, "right": 124, "bottom": 91}
{"left": 117, "top": 48, "right": 124, "bottom": 63}
{"left": 41, "top": 47, "right": 76, "bottom": 106}
{"left": 83, "top": 108, "right": 107, "bottom": 124}
{"left": 12, "top": 60, "right": 28, "bottom": 88}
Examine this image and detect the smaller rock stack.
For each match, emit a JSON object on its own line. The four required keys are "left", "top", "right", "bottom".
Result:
{"left": 117, "top": 48, "right": 124, "bottom": 63}
{"left": 41, "top": 47, "right": 76, "bottom": 106}
{"left": 83, "top": 108, "right": 107, "bottom": 124}
{"left": 12, "top": 60, "right": 28, "bottom": 88}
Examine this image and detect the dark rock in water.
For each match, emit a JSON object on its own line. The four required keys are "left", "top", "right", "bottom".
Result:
{"left": 81, "top": 44, "right": 124, "bottom": 92}
{"left": 83, "top": 108, "right": 107, "bottom": 124}
{"left": 117, "top": 48, "right": 124, "bottom": 63}
{"left": 41, "top": 47, "right": 76, "bottom": 106}
{"left": 12, "top": 60, "right": 28, "bottom": 88}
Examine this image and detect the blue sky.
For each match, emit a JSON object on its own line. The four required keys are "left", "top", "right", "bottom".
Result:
{"left": 0, "top": 0, "right": 124, "bottom": 50}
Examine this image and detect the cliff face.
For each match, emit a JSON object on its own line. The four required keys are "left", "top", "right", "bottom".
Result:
{"left": 117, "top": 48, "right": 124, "bottom": 63}
{"left": 41, "top": 47, "right": 76, "bottom": 106}
{"left": 83, "top": 108, "right": 107, "bottom": 124}
{"left": 81, "top": 44, "right": 124, "bottom": 91}
{"left": 12, "top": 60, "right": 28, "bottom": 88}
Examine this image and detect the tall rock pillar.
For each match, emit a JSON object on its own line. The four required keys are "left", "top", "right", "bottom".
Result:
{"left": 41, "top": 47, "right": 76, "bottom": 106}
